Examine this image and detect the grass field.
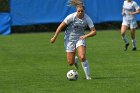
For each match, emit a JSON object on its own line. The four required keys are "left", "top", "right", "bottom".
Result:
{"left": 0, "top": 30, "right": 140, "bottom": 93}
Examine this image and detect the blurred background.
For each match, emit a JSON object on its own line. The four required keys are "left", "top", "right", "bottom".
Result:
{"left": 1, "top": 0, "right": 140, "bottom": 34}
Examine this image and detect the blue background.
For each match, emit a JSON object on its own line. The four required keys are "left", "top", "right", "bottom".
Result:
{"left": 9, "top": 0, "right": 140, "bottom": 26}
{"left": 0, "top": 13, "right": 11, "bottom": 35}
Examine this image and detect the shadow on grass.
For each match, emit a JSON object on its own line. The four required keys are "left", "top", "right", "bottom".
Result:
{"left": 93, "top": 76, "right": 133, "bottom": 80}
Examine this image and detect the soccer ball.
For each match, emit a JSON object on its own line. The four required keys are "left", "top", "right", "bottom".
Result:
{"left": 66, "top": 70, "right": 78, "bottom": 80}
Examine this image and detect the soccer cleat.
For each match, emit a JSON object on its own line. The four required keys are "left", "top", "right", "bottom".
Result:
{"left": 124, "top": 43, "right": 129, "bottom": 51}
{"left": 74, "top": 56, "right": 78, "bottom": 69}
{"left": 86, "top": 76, "right": 92, "bottom": 80}
{"left": 132, "top": 47, "right": 137, "bottom": 51}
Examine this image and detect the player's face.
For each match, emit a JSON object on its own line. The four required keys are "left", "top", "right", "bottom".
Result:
{"left": 76, "top": 6, "right": 84, "bottom": 19}
{"left": 126, "top": 0, "right": 131, "bottom": 2}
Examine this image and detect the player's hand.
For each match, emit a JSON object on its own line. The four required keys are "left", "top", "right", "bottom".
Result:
{"left": 128, "top": 12, "right": 133, "bottom": 15}
{"left": 79, "top": 35, "right": 86, "bottom": 40}
{"left": 50, "top": 37, "right": 56, "bottom": 44}
{"left": 122, "top": 12, "right": 125, "bottom": 16}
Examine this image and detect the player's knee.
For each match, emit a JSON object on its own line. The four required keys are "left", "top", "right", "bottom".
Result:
{"left": 130, "top": 33, "right": 135, "bottom": 39}
{"left": 68, "top": 60, "right": 74, "bottom": 66}
{"left": 69, "top": 63, "right": 73, "bottom": 66}
{"left": 121, "top": 32, "right": 125, "bottom": 36}
{"left": 131, "top": 36, "right": 135, "bottom": 39}
{"left": 79, "top": 55, "right": 85, "bottom": 62}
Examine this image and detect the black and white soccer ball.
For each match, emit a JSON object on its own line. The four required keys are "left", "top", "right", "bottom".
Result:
{"left": 66, "top": 70, "right": 78, "bottom": 80}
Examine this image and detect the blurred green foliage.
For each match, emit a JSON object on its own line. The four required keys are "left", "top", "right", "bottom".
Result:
{"left": 0, "top": 0, "right": 9, "bottom": 12}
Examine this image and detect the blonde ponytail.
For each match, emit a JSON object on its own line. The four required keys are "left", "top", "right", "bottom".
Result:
{"left": 67, "top": 0, "right": 84, "bottom": 7}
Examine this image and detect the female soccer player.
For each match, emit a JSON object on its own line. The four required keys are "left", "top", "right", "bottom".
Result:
{"left": 50, "top": 0, "right": 96, "bottom": 80}
{"left": 121, "top": 0, "right": 140, "bottom": 51}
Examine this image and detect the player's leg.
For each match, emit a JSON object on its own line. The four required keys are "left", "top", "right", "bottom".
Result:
{"left": 77, "top": 45, "right": 91, "bottom": 80}
{"left": 66, "top": 52, "right": 79, "bottom": 69}
{"left": 121, "top": 25, "right": 129, "bottom": 51}
{"left": 130, "top": 29, "right": 137, "bottom": 51}
{"left": 66, "top": 52, "right": 76, "bottom": 66}
{"left": 74, "top": 56, "right": 78, "bottom": 69}
{"left": 130, "top": 20, "right": 137, "bottom": 51}
{"left": 65, "top": 40, "right": 78, "bottom": 69}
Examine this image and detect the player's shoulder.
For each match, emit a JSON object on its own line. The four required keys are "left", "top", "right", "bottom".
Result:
{"left": 123, "top": 0, "right": 137, "bottom": 5}
{"left": 124, "top": 0, "right": 127, "bottom": 4}
{"left": 131, "top": 0, "right": 139, "bottom": 7}
{"left": 132, "top": 0, "right": 136, "bottom": 3}
{"left": 132, "top": 1, "right": 137, "bottom": 4}
{"left": 64, "top": 12, "right": 77, "bottom": 24}
{"left": 67, "top": 12, "right": 77, "bottom": 18}
{"left": 84, "top": 13, "right": 90, "bottom": 18}
{"left": 84, "top": 14, "right": 92, "bottom": 20}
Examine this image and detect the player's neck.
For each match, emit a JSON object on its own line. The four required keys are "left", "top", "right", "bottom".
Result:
{"left": 127, "top": 0, "right": 132, "bottom": 2}
{"left": 76, "top": 15, "right": 84, "bottom": 19}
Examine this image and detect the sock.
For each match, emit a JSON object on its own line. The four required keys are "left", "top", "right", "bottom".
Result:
{"left": 132, "top": 39, "right": 136, "bottom": 48}
{"left": 81, "top": 60, "right": 90, "bottom": 78}
{"left": 68, "top": 64, "right": 75, "bottom": 70}
{"left": 122, "top": 35, "right": 129, "bottom": 44}
{"left": 67, "top": 56, "right": 78, "bottom": 70}
{"left": 73, "top": 56, "right": 78, "bottom": 69}
{"left": 75, "top": 56, "right": 78, "bottom": 64}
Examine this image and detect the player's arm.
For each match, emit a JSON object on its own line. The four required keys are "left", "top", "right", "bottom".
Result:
{"left": 129, "top": 2, "right": 140, "bottom": 15}
{"left": 50, "top": 22, "right": 67, "bottom": 43}
{"left": 50, "top": 13, "right": 73, "bottom": 43}
{"left": 122, "top": 8, "right": 125, "bottom": 16}
{"left": 80, "top": 27, "right": 96, "bottom": 39}
{"left": 80, "top": 15, "right": 96, "bottom": 40}
{"left": 128, "top": 9, "right": 140, "bottom": 15}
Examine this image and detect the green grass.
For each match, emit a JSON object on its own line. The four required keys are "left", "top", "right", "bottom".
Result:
{"left": 0, "top": 30, "right": 140, "bottom": 93}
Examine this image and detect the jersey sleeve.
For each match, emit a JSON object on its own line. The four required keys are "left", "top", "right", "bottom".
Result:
{"left": 123, "top": 1, "right": 125, "bottom": 8}
{"left": 85, "top": 14, "right": 94, "bottom": 29}
{"left": 133, "top": 1, "right": 140, "bottom": 10}
{"left": 63, "top": 13, "right": 74, "bottom": 25}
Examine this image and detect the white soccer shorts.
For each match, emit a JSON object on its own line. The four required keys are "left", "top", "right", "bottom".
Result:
{"left": 122, "top": 18, "right": 137, "bottom": 29}
{"left": 64, "top": 39, "right": 86, "bottom": 52}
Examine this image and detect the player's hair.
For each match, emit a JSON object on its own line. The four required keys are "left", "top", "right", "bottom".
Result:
{"left": 68, "top": 0, "right": 84, "bottom": 7}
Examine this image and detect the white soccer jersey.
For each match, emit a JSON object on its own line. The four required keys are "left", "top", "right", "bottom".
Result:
{"left": 63, "top": 12, "right": 94, "bottom": 41}
{"left": 123, "top": 0, "right": 140, "bottom": 20}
